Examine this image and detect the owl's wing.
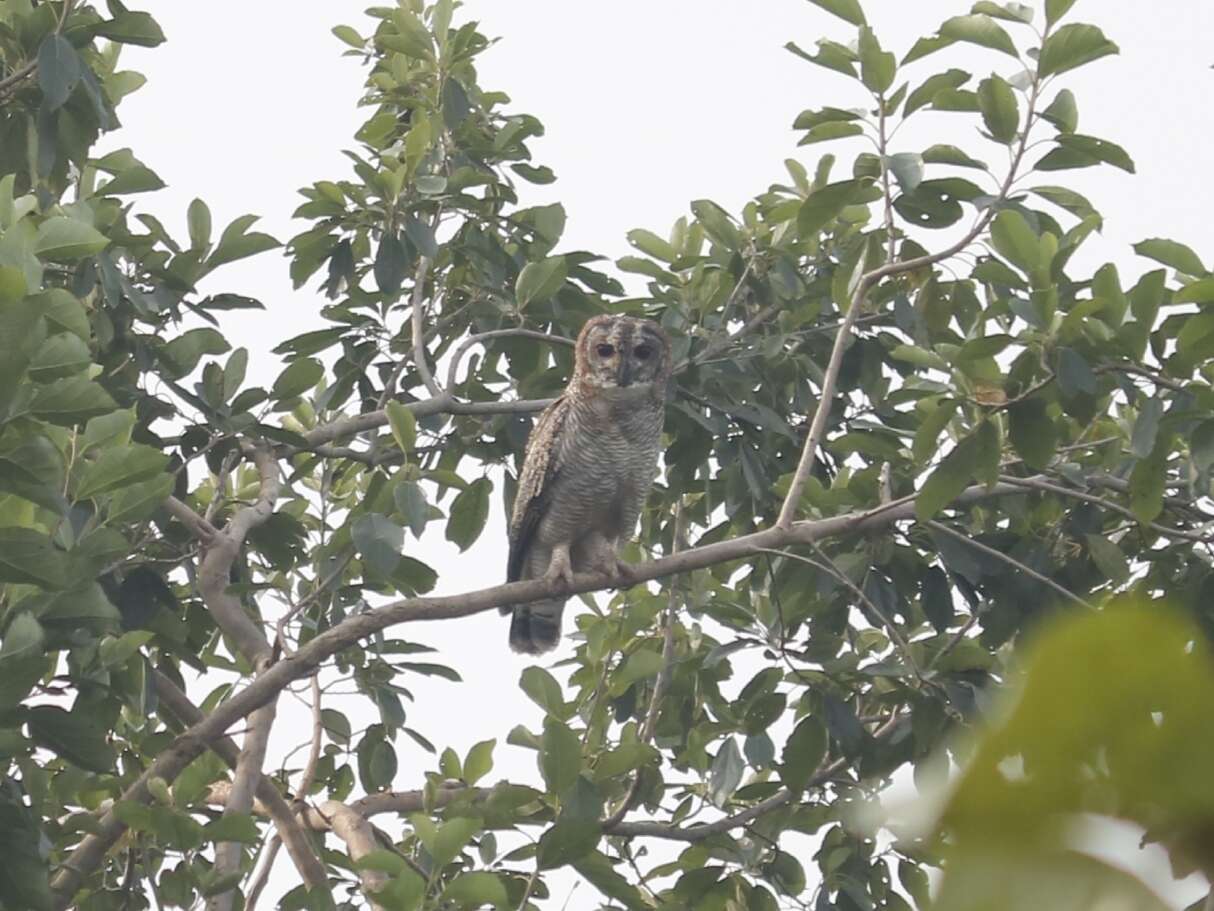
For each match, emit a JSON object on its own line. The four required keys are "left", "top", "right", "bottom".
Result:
{"left": 507, "top": 396, "right": 570, "bottom": 583}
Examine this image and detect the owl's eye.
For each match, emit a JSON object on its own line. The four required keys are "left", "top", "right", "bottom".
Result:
{"left": 596, "top": 343, "right": 615, "bottom": 357}
{"left": 634, "top": 344, "right": 652, "bottom": 360}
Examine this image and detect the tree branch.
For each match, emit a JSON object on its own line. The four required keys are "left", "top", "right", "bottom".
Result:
{"left": 153, "top": 673, "right": 326, "bottom": 890}
{"left": 776, "top": 60, "right": 1045, "bottom": 529}
{"left": 50, "top": 476, "right": 1031, "bottom": 906}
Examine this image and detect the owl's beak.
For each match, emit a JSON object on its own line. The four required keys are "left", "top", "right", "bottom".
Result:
{"left": 617, "top": 359, "right": 633, "bottom": 387}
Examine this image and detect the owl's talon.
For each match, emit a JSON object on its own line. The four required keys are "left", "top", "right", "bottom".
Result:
{"left": 613, "top": 559, "right": 638, "bottom": 587}
{"left": 544, "top": 546, "right": 575, "bottom": 592}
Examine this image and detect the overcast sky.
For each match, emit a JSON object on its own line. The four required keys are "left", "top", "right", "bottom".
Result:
{"left": 108, "top": 1, "right": 1213, "bottom": 906}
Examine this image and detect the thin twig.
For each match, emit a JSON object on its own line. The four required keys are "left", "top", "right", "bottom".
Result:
{"left": 409, "top": 257, "right": 443, "bottom": 397}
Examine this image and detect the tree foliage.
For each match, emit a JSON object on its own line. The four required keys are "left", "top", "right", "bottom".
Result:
{"left": 1, "top": 1, "right": 1213, "bottom": 909}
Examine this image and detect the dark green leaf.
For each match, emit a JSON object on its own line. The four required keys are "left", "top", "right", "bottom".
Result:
{"left": 781, "top": 716, "right": 828, "bottom": 791}
{"left": 798, "top": 179, "right": 877, "bottom": 237}
{"left": 939, "top": 14, "right": 1019, "bottom": 57}
{"left": 1085, "top": 534, "right": 1129, "bottom": 585}
{"left": 977, "top": 75, "right": 1019, "bottom": 143}
{"left": 1008, "top": 398, "right": 1058, "bottom": 469}
{"left": 904, "top": 69, "right": 971, "bottom": 115}
{"left": 1039, "top": 23, "right": 1117, "bottom": 77}
{"left": 445, "top": 477, "right": 491, "bottom": 552}
{"left": 916, "top": 429, "right": 984, "bottom": 519}
{"left": 76, "top": 444, "right": 169, "bottom": 500}
{"left": 858, "top": 27, "right": 895, "bottom": 94}
{"left": 1046, "top": 0, "right": 1078, "bottom": 24}
{"left": 921, "top": 566, "right": 955, "bottom": 632}
{"left": 0, "top": 528, "right": 69, "bottom": 588}
{"left": 806, "top": 0, "right": 866, "bottom": 25}
{"left": 352, "top": 514, "right": 404, "bottom": 576}
{"left": 708, "top": 737, "right": 745, "bottom": 807}
{"left": 1130, "top": 397, "right": 1163, "bottom": 459}
{"left": 271, "top": 358, "right": 323, "bottom": 401}
{"left": 1041, "top": 89, "right": 1079, "bottom": 132}
{"left": 37, "top": 35, "right": 81, "bottom": 111}
{"left": 1133, "top": 238, "right": 1207, "bottom": 276}
{"left": 27, "top": 705, "right": 115, "bottom": 772}
{"left": 540, "top": 717, "right": 581, "bottom": 795}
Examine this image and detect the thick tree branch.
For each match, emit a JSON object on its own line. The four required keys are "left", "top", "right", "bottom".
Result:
{"left": 153, "top": 673, "right": 326, "bottom": 890}
{"left": 50, "top": 477, "right": 1030, "bottom": 906}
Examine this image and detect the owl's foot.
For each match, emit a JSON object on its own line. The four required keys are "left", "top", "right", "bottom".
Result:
{"left": 611, "top": 558, "right": 638, "bottom": 587}
{"left": 543, "top": 545, "right": 575, "bottom": 592}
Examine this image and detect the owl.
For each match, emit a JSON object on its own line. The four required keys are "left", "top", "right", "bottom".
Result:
{"left": 504, "top": 315, "right": 672, "bottom": 654}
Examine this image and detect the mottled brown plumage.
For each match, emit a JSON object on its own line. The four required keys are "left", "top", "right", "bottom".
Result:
{"left": 505, "top": 315, "right": 672, "bottom": 653}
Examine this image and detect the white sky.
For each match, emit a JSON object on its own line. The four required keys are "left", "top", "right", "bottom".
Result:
{"left": 108, "top": 1, "right": 1213, "bottom": 906}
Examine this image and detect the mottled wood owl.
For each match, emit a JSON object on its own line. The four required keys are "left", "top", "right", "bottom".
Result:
{"left": 505, "top": 315, "right": 672, "bottom": 654}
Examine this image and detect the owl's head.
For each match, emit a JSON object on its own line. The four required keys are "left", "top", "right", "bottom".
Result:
{"left": 573, "top": 315, "right": 672, "bottom": 397}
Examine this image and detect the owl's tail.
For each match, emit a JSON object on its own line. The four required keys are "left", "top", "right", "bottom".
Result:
{"left": 508, "top": 599, "right": 565, "bottom": 654}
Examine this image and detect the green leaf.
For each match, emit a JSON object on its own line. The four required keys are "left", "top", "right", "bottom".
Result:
{"left": 95, "top": 11, "right": 166, "bottom": 47}
{"left": 540, "top": 717, "right": 581, "bottom": 796}
{"left": 162, "top": 327, "right": 230, "bottom": 379}
{"left": 332, "top": 24, "right": 365, "bottom": 49}
{"left": 1132, "top": 238, "right": 1207, "bottom": 277}
{"left": 76, "top": 444, "right": 170, "bottom": 500}
{"left": 1008, "top": 398, "right": 1057, "bottom": 469}
{"left": 1130, "top": 397, "right": 1163, "bottom": 459}
{"left": 1129, "top": 443, "right": 1166, "bottom": 524}
{"left": 806, "top": 0, "right": 866, "bottom": 26}
{"left": 352, "top": 515, "right": 404, "bottom": 576}
{"left": 614, "top": 648, "right": 664, "bottom": 691}
{"left": 30, "top": 376, "right": 117, "bottom": 424}
{"left": 515, "top": 256, "right": 567, "bottom": 308}
{"left": 37, "top": 35, "right": 81, "bottom": 111}
{"left": 971, "top": 1, "right": 1034, "bottom": 22}
{"left": 374, "top": 231, "right": 410, "bottom": 295}
{"left": 464, "top": 739, "right": 495, "bottom": 785}
{"left": 626, "top": 229, "right": 677, "bottom": 263}
{"left": 33, "top": 217, "right": 109, "bottom": 261}
{"left": 976, "top": 75, "right": 1019, "bottom": 143}
{"left": 921, "top": 566, "right": 954, "bottom": 632}
{"left": 904, "top": 69, "right": 971, "bottom": 116}
{"left": 29, "top": 333, "right": 91, "bottom": 381}
{"left": 385, "top": 401, "right": 417, "bottom": 454}
{"left": 886, "top": 153, "right": 924, "bottom": 191}
{"left": 939, "top": 14, "right": 1020, "bottom": 57}
{"left": 572, "top": 851, "right": 651, "bottom": 911}
{"left": 780, "top": 716, "right": 828, "bottom": 791}
{"left": 187, "top": 198, "right": 212, "bottom": 251}
{"left": 0, "top": 790, "right": 53, "bottom": 911}
{"left": 203, "top": 814, "right": 260, "bottom": 844}
{"left": 914, "top": 399, "right": 959, "bottom": 466}
{"left": 1084, "top": 535, "right": 1129, "bottom": 586}
{"left": 1037, "top": 134, "right": 1135, "bottom": 173}
{"left": 441, "top": 871, "right": 508, "bottom": 909}
{"left": 0, "top": 528, "right": 68, "bottom": 588}
{"left": 1055, "top": 347, "right": 1097, "bottom": 397}
{"left": 709, "top": 737, "right": 745, "bottom": 807}
{"left": 690, "top": 199, "right": 743, "bottom": 248}
{"left": 537, "top": 816, "right": 601, "bottom": 870}
{"left": 445, "top": 477, "right": 491, "bottom": 552}
{"left": 1192, "top": 420, "right": 1214, "bottom": 473}
{"left": 271, "top": 357, "right": 323, "bottom": 401}
{"left": 857, "top": 27, "right": 895, "bottom": 94}
{"left": 1038, "top": 23, "right": 1118, "bottom": 77}
{"left": 107, "top": 475, "right": 174, "bottom": 525}
{"left": 208, "top": 215, "right": 280, "bottom": 270}
{"left": 922, "top": 143, "right": 986, "bottom": 169}
{"left": 1041, "top": 89, "right": 1079, "bottom": 132}
{"left": 1046, "top": 0, "right": 1080, "bottom": 26}
{"left": 797, "top": 121, "right": 865, "bottom": 145}
{"left": 798, "top": 179, "right": 877, "bottom": 237}
{"left": 520, "top": 666, "right": 570, "bottom": 719}
{"left": 990, "top": 210, "right": 1040, "bottom": 273}
{"left": 0, "top": 613, "right": 45, "bottom": 664}
{"left": 785, "top": 39, "right": 858, "bottom": 78}
{"left": 916, "top": 429, "right": 984, "bottom": 519}
{"left": 27, "top": 705, "right": 115, "bottom": 772}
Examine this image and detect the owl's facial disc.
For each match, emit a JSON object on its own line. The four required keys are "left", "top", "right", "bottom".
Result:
{"left": 581, "top": 319, "right": 668, "bottom": 393}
